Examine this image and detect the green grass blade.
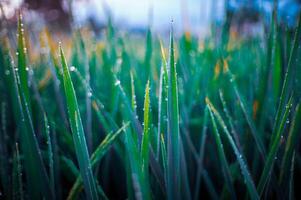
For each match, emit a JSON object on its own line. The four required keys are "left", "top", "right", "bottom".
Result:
{"left": 208, "top": 106, "right": 236, "bottom": 199}
{"left": 167, "top": 24, "right": 181, "bottom": 200}
{"left": 160, "top": 133, "right": 167, "bottom": 184}
{"left": 257, "top": 96, "right": 293, "bottom": 196}
{"left": 157, "top": 39, "right": 169, "bottom": 158}
{"left": 219, "top": 90, "right": 242, "bottom": 150}
{"left": 116, "top": 76, "right": 165, "bottom": 192}
{"left": 17, "top": 13, "right": 30, "bottom": 105}
{"left": 279, "top": 103, "right": 301, "bottom": 184}
{"left": 9, "top": 52, "right": 52, "bottom": 199}
{"left": 124, "top": 123, "right": 144, "bottom": 200}
{"left": 67, "top": 122, "right": 129, "bottom": 200}
{"left": 59, "top": 45, "right": 98, "bottom": 200}
{"left": 224, "top": 63, "right": 266, "bottom": 158}
{"left": 43, "top": 114, "right": 55, "bottom": 198}
{"left": 130, "top": 71, "right": 138, "bottom": 115}
{"left": 272, "top": 13, "right": 301, "bottom": 139}
{"left": 206, "top": 98, "right": 259, "bottom": 200}
{"left": 140, "top": 80, "right": 151, "bottom": 199}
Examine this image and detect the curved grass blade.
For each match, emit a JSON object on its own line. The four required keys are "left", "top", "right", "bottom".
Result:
{"left": 208, "top": 106, "right": 236, "bottom": 200}
{"left": 272, "top": 13, "right": 301, "bottom": 138}
{"left": 279, "top": 103, "right": 301, "bottom": 184}
{"left": 59, "top": 45, "right": 98, "bottom": 200}
{"left": 257, "top": 96, "right": 293, "bottom": 196}
{"left": 67, "top": 122, "right": 130, "bottom": 200}
{"left": 206, "top": 97, "right": 259, "bottom": 200}
{"left": 219, "top": 90, "right": 241, "bottom": 150}
{"left": 9, "top": 52, "right": 52, "bottom": 199}
{"left": 223, "top": 62, "right": 266, "bottom": 159}
{"left": 115, "top": 76, "right": 165, "bottom": 192}
{"left": 124, "top": 123, "right": 144, "bottom": 200}
{"left": 77, "top": 31, "right": 93, "bottom": 153}
{"left": 43, "top": 114, "right": 55, "bottom": 198}
{"left": 166, "top": 24, "right": 181, "bottom": 200}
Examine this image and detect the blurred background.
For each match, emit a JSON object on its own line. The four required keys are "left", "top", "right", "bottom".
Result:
{"left": 1, "top": 0, "right": 301, "bottom": 38}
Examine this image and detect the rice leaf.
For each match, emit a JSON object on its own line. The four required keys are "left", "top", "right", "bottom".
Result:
{"left": 115, "top": 76, "right": 165, "bottom": 192}
{"left": 257, "top": 96, "right": 293, "bottom": 196}
{"left": 166, "top": 23, "right": 181, "bottom": 200}
{"left": 206, "top": 97, "right": 259, "bottom": 200}
{"left": 59, "top": 45, "right": 98, "bottom": 200}
{"left": 67, "top": 122, "right": 130, "bottom": 200}
{"left": 223, "top": 62, "right": 266, "bottom": 158}
{"left": 16, "top": 13, "right": 30, "bottom": 105}
{"left": 43, "top": 114, "right": 55, "bottom": 198}
{"left": 10, "top": 51, "right": 52, "bottom": 199}
{"left": 208, "top": 106, "right": 236, "bottom": 199}
{"left": 272, "top": 13, "right": 301, "bottom": 140}
{"left": 157, "top": 40, "right": 169, "bottom": 158}
{"left": 279, "top": 103, "right": 301, "bottom": 184}
{"left": 138, "top": 80, "right": 151, "bottom": 199}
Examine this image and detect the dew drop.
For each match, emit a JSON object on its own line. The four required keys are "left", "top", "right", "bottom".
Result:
{"left": 70, "top": 66, "right": 76, "bottom": 71}
{"left": 115, "top": 80, "right": 121, "bottom": 86}
{"left": 5, "top": 70, "right": 10, "bottom": 75}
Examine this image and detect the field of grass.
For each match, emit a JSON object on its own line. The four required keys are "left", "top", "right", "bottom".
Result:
{"left": 0, "top": 8, "right": 301, "bottom": 200}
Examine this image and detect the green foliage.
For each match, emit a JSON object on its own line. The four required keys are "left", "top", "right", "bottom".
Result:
{"left": 0, "top": 9, "right": 300, "bottom": 200}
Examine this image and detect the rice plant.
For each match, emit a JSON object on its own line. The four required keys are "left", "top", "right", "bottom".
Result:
{"left": 0, "top": 5, "right": 301, "bottom": 200}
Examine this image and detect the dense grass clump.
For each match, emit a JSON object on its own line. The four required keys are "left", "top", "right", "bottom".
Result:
{"left": 1, "top": 9, "right": 301, "bottom": 200}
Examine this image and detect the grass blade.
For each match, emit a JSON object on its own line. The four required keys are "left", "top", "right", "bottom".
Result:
{"left": 157, "top": 39, "right": 169, "bottom": 160}
{"left": 257, "top": 96, "right": 293, "bottom": 196}
{"left": 43, "top": 114, "right": 55, "bottom": 198}
{"left": 208, "top": 106, "right": 236, "bottom": 199}
{"left": 223, "top": 61, "right": 266, "bottom": 158}
{"left": 16, "top": 13, "right": 30, "bottom": 105}
{"left": 272, "top": 13, "right": 301, "bottom": 141}
{"left": 141, "top": 80, "right": 151, "bottom": 199}
{"left": 116, "top": 76, "right": 165, "bottom": 192}
{"left": 67, "top": 122, "right": 130, "bottom": 199}
{"left": 206, "top": 97, "right": 259, "bottom": 200}
{"left": 279, "top": 103, "right": 301, "bottom": 184}
{"left": 167, "top": 24, "right": 181, "bottom": 200}
{"left": 9, "top": 51, "right": 52, "bottom": 199}
{"left": 59, "top": 45, "right": 98, "bottom": 200}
